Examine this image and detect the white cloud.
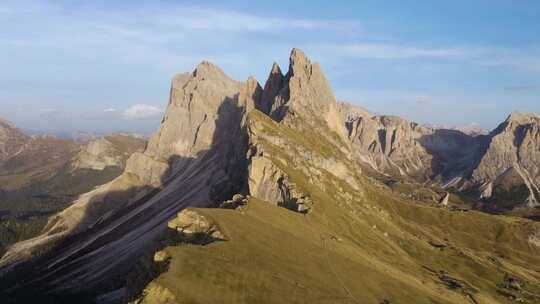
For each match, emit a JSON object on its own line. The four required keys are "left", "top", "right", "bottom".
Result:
{"left": 103, "top": 108, "right": 117, "bottom": 112}
{"left": 312, "top": 43, "right": 540, "bottom": 72}
{"left": 122, "top": 104, "right": 162, "bottom": 120}
{"left": 154, "top": 8, "right": 354, "bottom": 33}
{"left": 0, "top": 3, "right": 354, "bottom": 76}
{"left": 316, "top": 43, "right": 473, "bottom": 60}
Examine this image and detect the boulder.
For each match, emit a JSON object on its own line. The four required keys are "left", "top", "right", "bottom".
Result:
{"left": 220, "top": 194, "right": 248, "bottom": 209}
{"left": 153, "top": 251, "right": 170, "bottom": 263}
{"left": 168, "top": 209, "right": 226, "bottom": 243}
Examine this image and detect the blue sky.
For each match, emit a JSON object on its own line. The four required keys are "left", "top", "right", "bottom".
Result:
{"left": 0, "top": 0, "right": 539, "bottom": 134}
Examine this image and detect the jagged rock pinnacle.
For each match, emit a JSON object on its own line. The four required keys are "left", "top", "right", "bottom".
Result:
{"left": 289, "top": 48, "right": 309, "bottom": 66}
{"left": 257, "top": 48, "right": 350, "bottom": 146}
{"left": 259, "top": 63, "right": 285, "bottom": 115}
{"left": 270, "top": 62, "right": 282, "bottom": 75}
{"left": 287, "top": 48, "right": 312, "bottom": 77}
{"left": 240, "top": 76, "right": 263, "bottom": 112}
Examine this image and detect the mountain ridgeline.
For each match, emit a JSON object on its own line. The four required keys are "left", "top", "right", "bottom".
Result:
{"left": 1, "top": 49, "right": 540, "bottom": 304}
{"left": 338, "top": 103, "right": 540, "bottom": 210}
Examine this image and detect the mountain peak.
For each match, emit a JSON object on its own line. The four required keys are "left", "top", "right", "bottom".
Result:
{"left": 193, "top": 60, "right": 228, "bottom": 80}
{"left": 276, "top": 48, "right": 349, "bottom": 145}
{"left": 259, "top": 62, "right": 286, "bottom": 115}
{"left": 288, "top": 48, "right": 311, "bottom": 77}
{"left": 290, "top": 48, "right": 309, "bottom": 64}
{"left": 270, "top": 62, "right": 282, "bottom": 75}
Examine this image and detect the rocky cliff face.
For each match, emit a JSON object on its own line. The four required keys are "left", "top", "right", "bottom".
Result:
{"left": 246, "top": 50, "right": 361, "bottom": 214}
{"left": 469, "top": 112, "right": 540, "bottom": 208}
{"left": 338, "top": 102, "right": 480, "bottom": 182}
{"left": 342, "top": 109, "right": 433, "bottom": 178}
{"left": 263, "top": 49, "right": 349, "bottom": 148}
{"left": 338, "top": 101, "right": 540, "bottom": 211}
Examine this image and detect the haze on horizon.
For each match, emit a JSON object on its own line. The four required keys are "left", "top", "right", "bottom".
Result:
{"left": 0, "top": 0, "right": 539, "bottom": 135}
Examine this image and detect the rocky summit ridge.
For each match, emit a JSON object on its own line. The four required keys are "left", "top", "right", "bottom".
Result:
{"left": 338, "top": 103, "right": 540, "bottom": 210}
{"left": 1, "top": 49, "right": 540, "bottom": 304}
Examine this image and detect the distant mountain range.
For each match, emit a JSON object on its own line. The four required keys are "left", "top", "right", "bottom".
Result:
{"left": 23, "top": 130, "right": 150, "bottom": 143}
{"left": 0, "top": 120, "right": 146, "bottom": 257}
{"left": 338, "top": 102, "right": 540, "bottom": 211}
{"left": 422, "top": 122, "right": 488, "bottom": 136}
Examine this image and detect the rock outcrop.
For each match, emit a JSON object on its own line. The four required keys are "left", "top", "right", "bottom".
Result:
{"left": 248, "top": 154, "right": 313, "bottom": 213}
{"left": 220, "top": 193, "right": 248, "bottom": 209}
{"left": 167, "top": 209, "right": 226, "bottom": 243}
{"left": 71, "top": 135, "right": 146, "bottom": 171}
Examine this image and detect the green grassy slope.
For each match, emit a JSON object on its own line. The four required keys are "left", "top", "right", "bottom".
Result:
{"left": 136, "top": 194, "right": 540, "bottom": 304}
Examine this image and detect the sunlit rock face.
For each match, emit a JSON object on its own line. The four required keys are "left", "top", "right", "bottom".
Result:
{"left": 262, "top": 49, "right": 350, "bottom": 148}
{"left": 470, "top": 112, "right": 540, "bottom": 207}
{"left": 337, "top": 102, "right": 480, "bottom": 181}
{"left": 339, "top": 102, "right": 540, "bottom": 209}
